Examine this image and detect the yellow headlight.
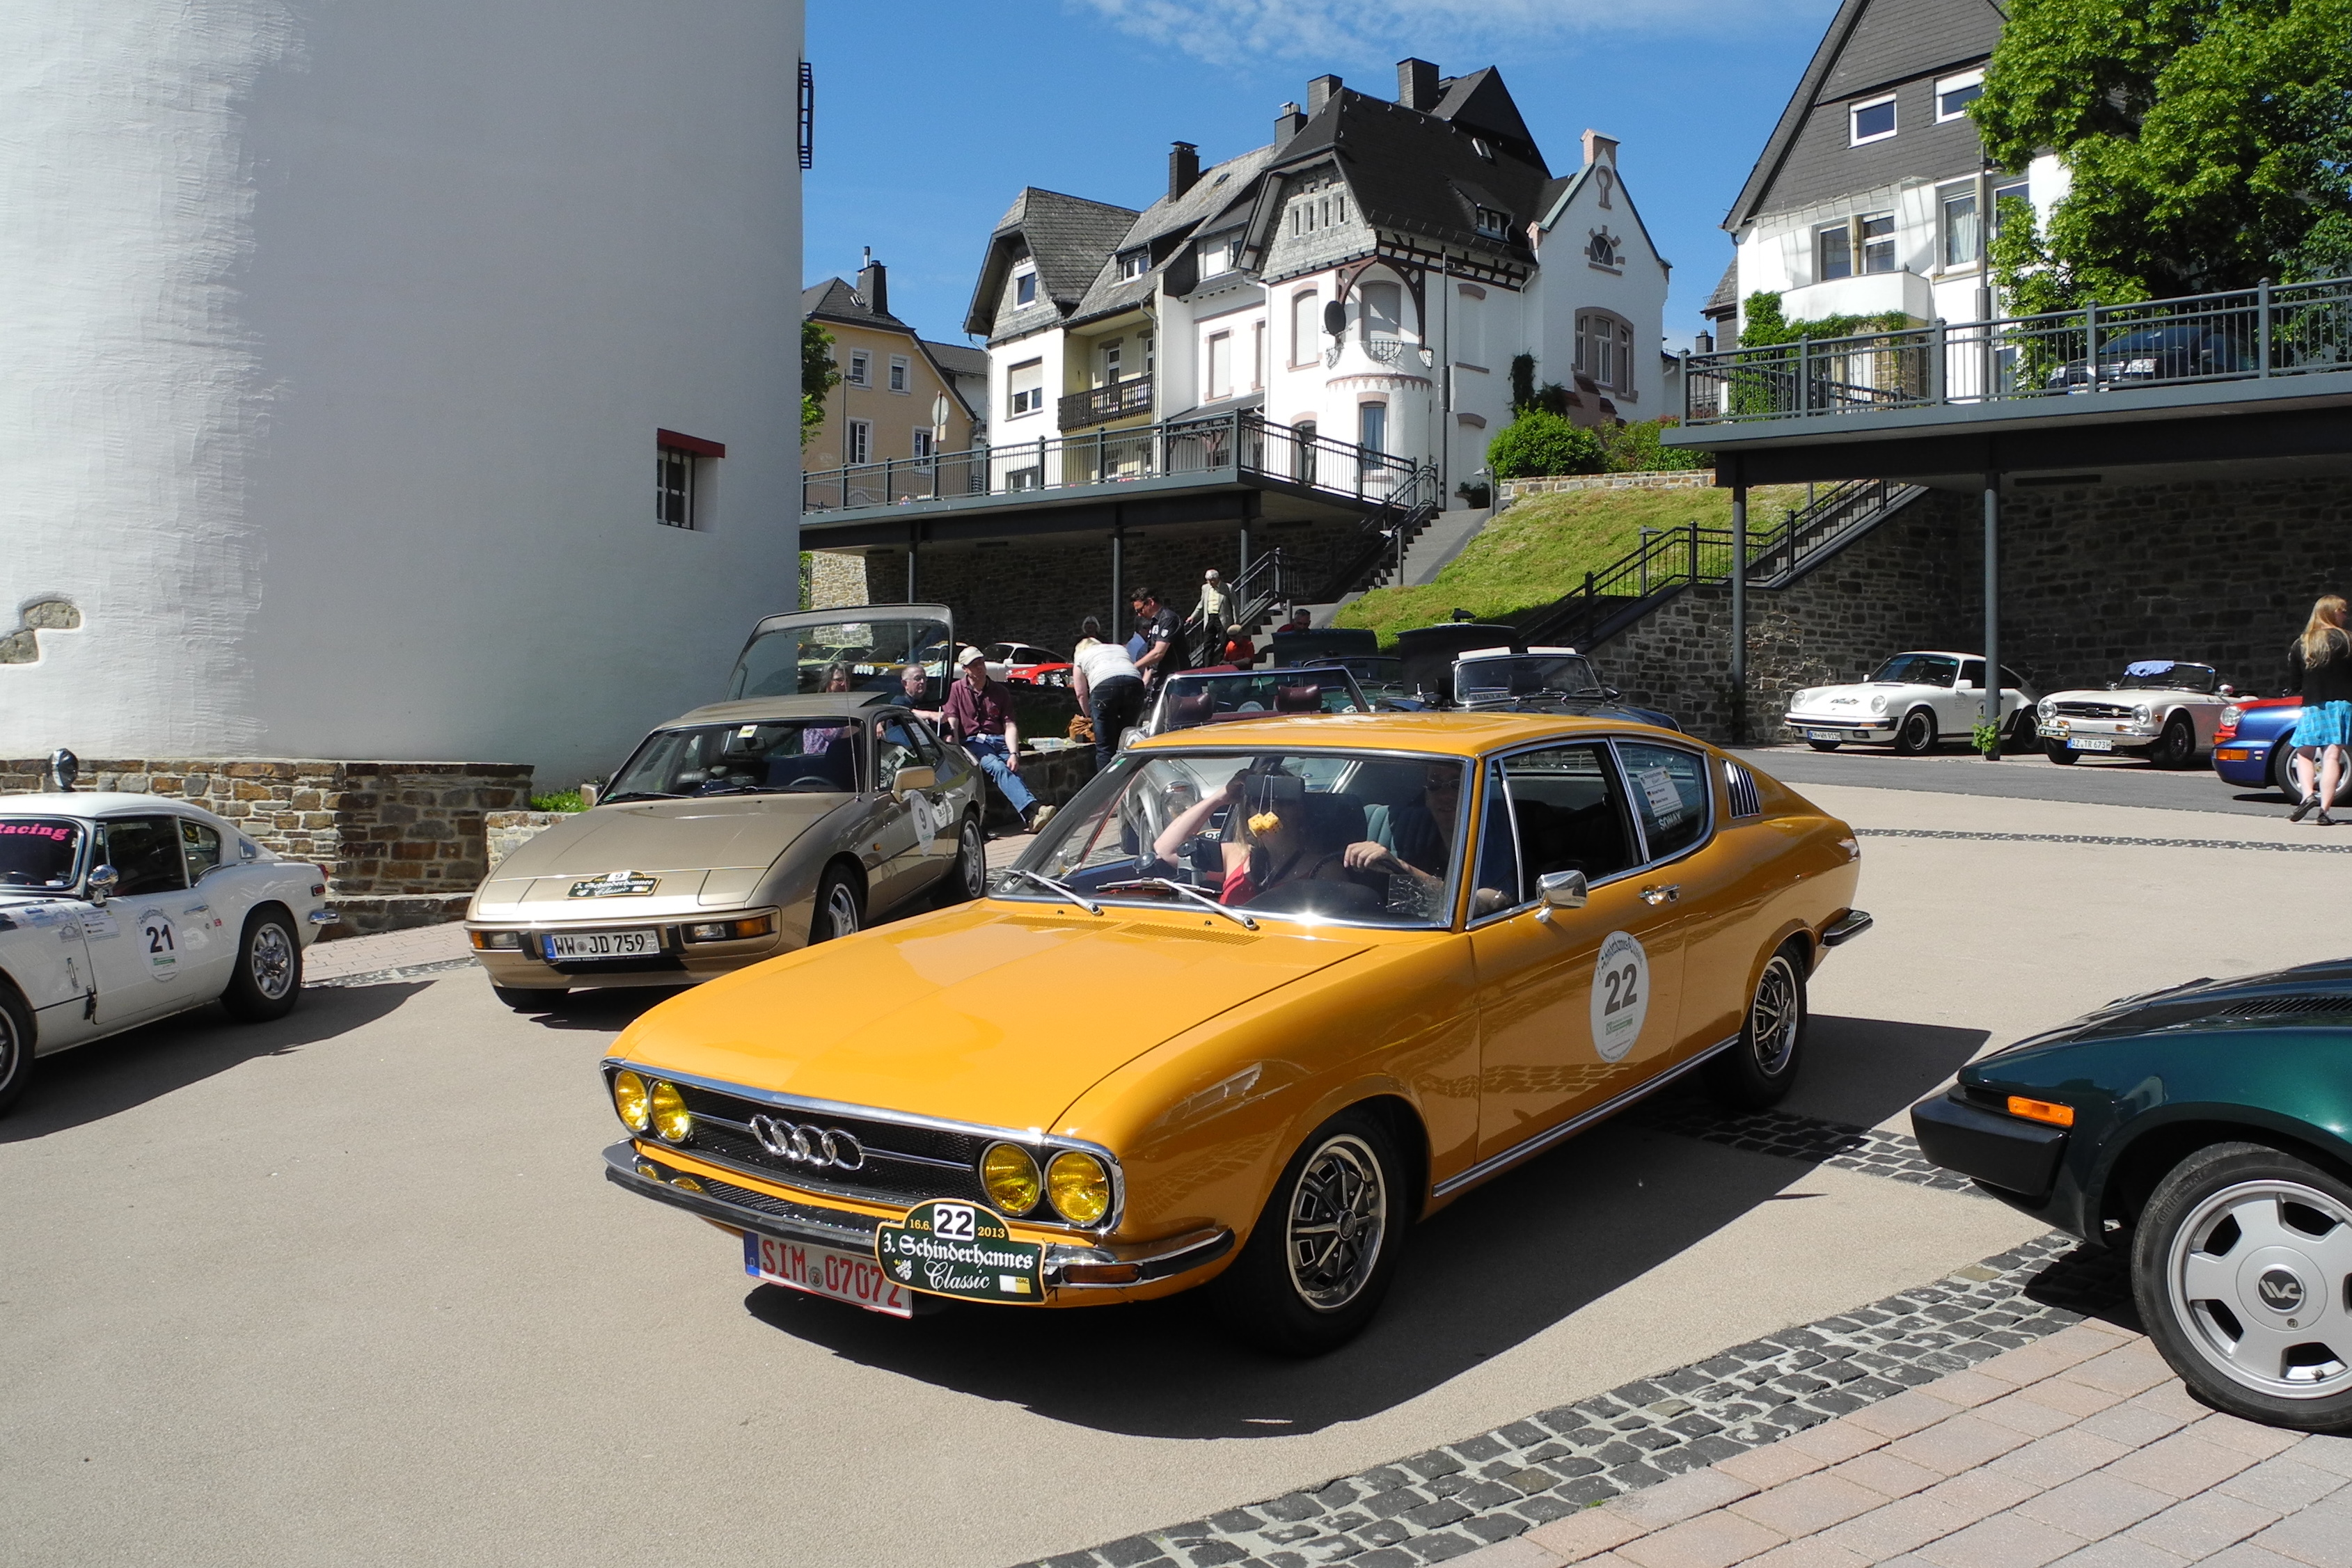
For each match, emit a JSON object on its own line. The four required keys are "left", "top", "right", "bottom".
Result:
{"left": 612, "top": 1070, "right": 651, "bottom": 1132}
{"left": 979, "top": 1143, "right": 1041, "bottom": 1215}
{"left": 648, "top": 1079, "right": 693, "bottom": 1143}
{"left": 1046, "top": 1150, "right": 1111, "bottom": 1226}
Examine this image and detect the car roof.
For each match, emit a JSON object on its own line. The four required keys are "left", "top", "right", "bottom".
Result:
{"left": 2, "top": 792, "right": 228, "bottom": 821}
{"left": 1129, "top": 710, "right": 1682, "bottom": 757}
{"left": 665, "top": 695, "right": 897, "bottom": 727}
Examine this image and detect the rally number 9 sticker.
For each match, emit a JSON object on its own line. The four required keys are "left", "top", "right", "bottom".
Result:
{"left": 1589, "top": 930, "right": 1649, "bottom": 1062}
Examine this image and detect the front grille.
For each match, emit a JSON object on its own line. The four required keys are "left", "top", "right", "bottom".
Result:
{"left": 1724, "top": 759, "right": 1762, "bottom": 819}
{"left": 668, "top": 1082, "right": 990, "bottom": 1207}
{"left": 2055, "top": 702, "right": 2134, "bottom": 720}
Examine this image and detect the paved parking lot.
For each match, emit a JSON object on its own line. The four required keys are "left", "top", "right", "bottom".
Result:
{"left": 3, "top": 767, "right": 2344, "bottom": 1567}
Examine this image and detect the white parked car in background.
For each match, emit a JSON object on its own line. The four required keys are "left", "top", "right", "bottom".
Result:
{"left": 2035, "top": 660, "right": 2234, "bottom": 767}
{"left": 0, "top": 791, "right": 333, "bottom": 1114}
{"left": 1783, "top": 651, "right": 2037, "bottom": 756}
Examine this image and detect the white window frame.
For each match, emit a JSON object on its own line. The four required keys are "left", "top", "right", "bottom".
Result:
{"left": 1291, "top": 290, "right": 1318, "bottom": 367}
{"left": 1119, "top": 250, "right": 1148, "bottom": 280}
{"left": 1849, "top": 92, "right": 1898, "bottom": 146}
{"left": 845, "top": 419, "right": 871, "bottom": 466}
{"left": 911, "top": 427, "right": 935, "bottom": 462}
{"left": 1935, "top": 70, "right": 1984, "bottom": 124}
{"left": 887, "top": 355, "right": 910, "bottom": 394}
{"left": 1012, "top": 266, "right": 1037, "bottom": 308}
{"left": 1939, "top": 180, "right": 1982, "bottom": 269}
{"left": 1006, "top": 357, "right": 1044, "bottom": 418}
{"left": 1859, "top": 211, "right": 1897, "bottom": 275}
{"left": 846, "top": 349, "right": 870, "bottom": 387}
{"left": 1206, "top": 331, "right": 1232, "bottom": 400}
{"left": 1252, "top": 320, "right": 1265, "bottom": 390}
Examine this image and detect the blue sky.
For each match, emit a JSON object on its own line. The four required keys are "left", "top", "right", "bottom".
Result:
{"left": 805, "top": 0, "right": 1837, "bottom": 355}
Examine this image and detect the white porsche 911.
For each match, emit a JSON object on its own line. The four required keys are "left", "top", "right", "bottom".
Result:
{"left": 1783, "top": 651, "right": 2039, "bottom": 756}
{"left": 0, "top": 791, "right": 335, "bottom": 1114}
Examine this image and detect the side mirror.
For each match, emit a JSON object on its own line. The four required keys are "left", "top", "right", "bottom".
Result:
{"left": 892, "top": 766, "right": 936, "bottom": 798}
{"left": 87, "top": 864, "right": 119, "bottom": 905}
{"left": 1534, "top": 869, "right": 1588, "bottom": 922}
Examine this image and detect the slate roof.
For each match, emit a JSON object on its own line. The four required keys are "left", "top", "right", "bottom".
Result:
{"left": 920, "top": 339, "right": 986, "bottom": 379}
{"left": 801, "top": 276, "right": 908, "bottom": 330}
{"left": 962, "top": 189, "right": 1141, "bottom": 335}
{"left": 1726, "top": 0, "right": 2005, "bottom": 230}
{"left": 1066, "top": 143, "right": 1288, "bottom": 324}
{"left": 1704, "top": 260, "right": 1741, "bottom": 318}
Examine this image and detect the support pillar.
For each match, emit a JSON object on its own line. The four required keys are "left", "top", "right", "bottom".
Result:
{"left": 1729, "top": 482, "right": 1748, "bottom": 745}
{"left": 1110, "top": 518, "right": 1124, "bottom": 644}
{"left": 905, "top": 537, "right": 918, "bottom": 602}
{"left": 1982, "top": 473, "right": 2001, "bottom": 759}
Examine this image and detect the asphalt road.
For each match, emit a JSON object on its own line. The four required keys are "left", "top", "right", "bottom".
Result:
{"left": 5, "top": 781, "right": 2345, "bottom": 1568}
{"left": 1733, "top": 741, "right": 2296, "bottom": 819}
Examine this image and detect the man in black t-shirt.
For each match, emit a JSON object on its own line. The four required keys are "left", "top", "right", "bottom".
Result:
{"left": 1130, "top": 585, "right": 1189, "bottom": 692}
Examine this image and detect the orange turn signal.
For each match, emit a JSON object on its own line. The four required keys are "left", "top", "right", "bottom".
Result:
{"left": 2007, "top": 1095, "right": 2075, "bottom": 1128}
{"left": 1060, "top": 1262, "right": 1142, "bottom": 1285}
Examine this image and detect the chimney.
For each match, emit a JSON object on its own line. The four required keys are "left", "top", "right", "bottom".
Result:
{"left": 1307, "top": 74, "right": 1342, "bottom": 114}
{"left": 1168, "top": 141, "right": 1200, "bottom": 202}
{"left": 1581, "top": 129, "right": 1620, "bottom": 168}
{"left": 1396, "top": 58, "right": 1440, "bottom": 111}
{"left": 1274, "top": 101, "right": 1306, "bottom": 141}
{"left": 858, "top": 247, "right": 888, "bottom": 317}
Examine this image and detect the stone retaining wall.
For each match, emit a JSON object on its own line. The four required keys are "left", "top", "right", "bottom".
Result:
{"left": 486, "top": 809, "right": 574, "bottom": 871}
{"left": 1501, "top": 469, "right": 1715, "bottom": 506}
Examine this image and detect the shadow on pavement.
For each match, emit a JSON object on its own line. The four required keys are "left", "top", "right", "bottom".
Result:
{"left": 1781, "top": 1014, "right": 1990, "bottom": 1126}
{"left": 1, "top": 981, "right": 429, "bottom": 1142}
{"left": 509, "top": 988, "right": 678, "bottom": 1032}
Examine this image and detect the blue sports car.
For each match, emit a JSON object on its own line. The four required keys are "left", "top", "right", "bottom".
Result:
{"left": 2212, "top": 695, "right": 2335, "bottom": 801}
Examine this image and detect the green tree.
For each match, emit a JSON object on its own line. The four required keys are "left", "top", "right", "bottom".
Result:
{"left": 801, "top": 319, "right": 841, "bottom": 448}
{"left": 1974, "top": 0, "right": 2352, "bottom": 303}
{"left": 1487, "top": 411, "right": 1605, "bottom": 479}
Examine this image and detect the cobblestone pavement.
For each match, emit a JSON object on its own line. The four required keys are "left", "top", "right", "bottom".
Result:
{"left": 303, "top": 919, "right": 471, "bottom": 985}
{"left": 1625, "top": 1100, "right": 1979, "bottom": 1196}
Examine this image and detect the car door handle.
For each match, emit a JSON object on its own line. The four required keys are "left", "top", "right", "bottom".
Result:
{"left": 1640, "top": 884, "right": 1680, "bottom": 906}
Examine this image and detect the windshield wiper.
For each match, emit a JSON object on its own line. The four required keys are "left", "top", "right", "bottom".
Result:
{"left": 1002, "top": 868, "right": 1103, "bottom": 914}
{"left": 600, "top": 790, "right": 679, "bottom": 803}
{"left": 1099, "top": 877, "right": 1258, "bottom": 931}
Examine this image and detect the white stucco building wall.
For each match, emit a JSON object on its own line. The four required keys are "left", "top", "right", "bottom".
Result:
{"left": 0, "top": 0, "right": 805, "bottom": 784}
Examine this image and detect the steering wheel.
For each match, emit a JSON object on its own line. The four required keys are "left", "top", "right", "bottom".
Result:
{"left": 784, "top": 774, "right": 839, "bottom": 789}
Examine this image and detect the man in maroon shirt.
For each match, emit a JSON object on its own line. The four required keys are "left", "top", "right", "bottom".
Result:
{"left": 941, "top": 647, "right": 1055, "bottom": 832}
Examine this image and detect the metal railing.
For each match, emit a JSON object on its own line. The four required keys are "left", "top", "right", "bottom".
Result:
{"left": 1183, "top": 547, "right": 1297, "bottom": 649}
{"left": 1057, "top": 375, "right": 1154, "bottom": 430}
{"left": 1682, "top": 274, "right": 2352, "bottom": 425}
{"left": 803, "top": 410, "right": 1437, "bottom": 518}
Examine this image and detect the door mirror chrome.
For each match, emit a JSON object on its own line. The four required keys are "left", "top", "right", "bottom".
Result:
{"left": 1533, "top": 869, "right": 1588, "bottom": 922}
{"left": 86, "top": 864, "right": 119, "bottom": 905}
{"left": 892, "top": 766, "right": 936, "bottom": 799}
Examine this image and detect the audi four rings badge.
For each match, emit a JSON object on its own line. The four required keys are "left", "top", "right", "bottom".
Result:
{"left": 748, "top": 1115, "right": 865, "bottom": 1170}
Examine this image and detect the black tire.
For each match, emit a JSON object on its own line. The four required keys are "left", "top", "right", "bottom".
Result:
{"left": 2272, "top": 743, "right": 2346, "bottom": 807}
{"left": 2131, "top": 1142, "right": 2352, "bottom": 1433}
{"left": 491, "top": 984, "right": 560, "bottom": 1011}
{"left": 2153, "top": 713, "right": 2198, "bottom": 769}
{"left": 0, "top": 983, "right": 35, "bottom": 1117}
{"left": 938, "top": 815, "right": 986, "bottom": 907}
{"left": 1213, "top": 1108, "right": 1408, "bottom": 1356}
{"left": 1891, "top": 707, "right": 1937, "bottom": 756}
{"left": 221, "top": 908, "right": 302, "bottom": 1022}
{"left": 1705, "top": 941, "right": 1809, "bottom": 1109}
{"left": 2046, "top": 739, "right": 2081, "bottom": 764}
{"left": 810, "top": 864, "right": 865, "bottom": 944}
{"left": 1806, "top": 740, "right": 1843, "bottom": 752}
{"left": 2010, "top": 707, "right": 2041, "bottom": 747}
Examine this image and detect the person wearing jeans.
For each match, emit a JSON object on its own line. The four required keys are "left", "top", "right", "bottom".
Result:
{"left": 942, "top": 645, "right": 1053, "bottom": 832}
{"left": 1071, "top": 635, "right": 1146, "bottom": 768}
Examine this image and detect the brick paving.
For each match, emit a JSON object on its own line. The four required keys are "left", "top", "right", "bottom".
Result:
{"left": 303, "top": 919, "right": 471, "bottom": 986}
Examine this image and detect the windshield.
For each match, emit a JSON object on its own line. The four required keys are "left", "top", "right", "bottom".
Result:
{"left": 1157, "top": 670, "right": 1367, "bottom": 730}
{"left": 2115, "top": 661, "right": 2217, "bottom": 692}
{"left": 1456, "top": 654, "right": 1603, "bottom": 704}
{"left": 1009, "top": 750, "right": 1467, "bottom": 927}
{"left": 0, "top": 817, "right": 85, "bottom": 889}
{"left": 606, "top": 719, "right": 864, "bottom": 800}
{"left": 728, "top": 613, "right": 951, "bottom": 703}
{"left": 1868, "top": 654, "right": 1959, "bottom": 687}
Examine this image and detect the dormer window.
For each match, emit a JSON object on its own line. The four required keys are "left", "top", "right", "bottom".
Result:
{"left": 1013, "top": 264, "right": 1037, "bottom": 307}
{"left": 1119, "top": 250, "right": 1149, "bottom": 280}
{"left": 1850, "top": 93, "right": 1897, "bottom": 145}
{"left": 1201, "top": 232, "right": 1242, "bottom": 276}
{"left": 1936, "top": 70, "right": 1984, "bottom": 122}
{"left": 1474, "top": 205, "right": 1511, "bottom": 240}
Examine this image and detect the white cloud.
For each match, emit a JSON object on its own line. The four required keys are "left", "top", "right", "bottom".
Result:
{"left": 1069, "top": 0, "right": 1817, "bottom": 68}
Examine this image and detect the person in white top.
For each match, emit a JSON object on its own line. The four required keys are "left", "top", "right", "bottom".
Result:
{"left": 1196, "top": 569, "right": 1237, "bottom": 646}
{"left": 1071, "top": 636, "right": 1147, "bottom": 768}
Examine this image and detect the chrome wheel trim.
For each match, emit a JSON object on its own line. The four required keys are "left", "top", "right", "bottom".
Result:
{"left": 2167, "top": 1178, "right": 2352, "bottom": 1400}
{"left": 958, "top": 821, "right": 986, "bottom": 898}
{"left": 824, "top": 882, "right": 860, "bottom": 940}
{"left": 1749, "top": 953, "right": 1801, "bottom": 1076}
{"left": 1284, "top": 1133, "right": 1387, "bottom": 1313}
{"left": 250, "top": 921, "right": 295, "bottom": 1000}
{"left": 1900, "top": 710, "right": 1934, "bottom": 750}
{"left": 0, "top": 1006, "right": 20, "bottom": 1091}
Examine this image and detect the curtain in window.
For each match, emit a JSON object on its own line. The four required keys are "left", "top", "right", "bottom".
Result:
{"left": 1359, "top": 281, "right": 1403, "bottom": 344}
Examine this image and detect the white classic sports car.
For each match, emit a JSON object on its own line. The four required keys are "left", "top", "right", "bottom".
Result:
{"left": 1783, "top": 651, "right": 2038, "bottom": 755}
{"left": 2035, "top": 660, "right": 2234, "bottom": 767}
{"left": 0, "top": 792, "right": 333, "bottom": 1114}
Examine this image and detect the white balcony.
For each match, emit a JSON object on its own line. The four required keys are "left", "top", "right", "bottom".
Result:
{"left": 1781, "top": 269, "right": 1936, "bottom": 328}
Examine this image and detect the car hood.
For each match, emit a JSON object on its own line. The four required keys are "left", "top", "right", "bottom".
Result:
{"left": 492, "top": 796, "right": 849, "bottom": 879}
{"left": 2045, "top": 688, "right": 2211, "bottom": 704}
{"left": 1994, "top": 958, "right": 2352, "bottom": 1057}
{"left": 609, "top": 903, "right": 1371, "bottom": 1132}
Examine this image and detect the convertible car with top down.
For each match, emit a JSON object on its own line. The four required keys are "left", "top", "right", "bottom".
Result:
{"left": 599, "top": 710, "right": 1871, "bottom": 1352}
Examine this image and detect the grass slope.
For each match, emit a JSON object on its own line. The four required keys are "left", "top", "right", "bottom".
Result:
{"left": 1333, "top": 484, "right": 1809, "bottom": 647}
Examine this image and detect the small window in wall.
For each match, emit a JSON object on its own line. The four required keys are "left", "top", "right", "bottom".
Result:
{"left": 1291, "top": 291, "right": 1318, "bottom": 365}
{"left": 887, "top": 356, "right": 909, "bottom": 393}
{"left": 1358, "top": 401, "right": 1387, "bottom": 458}
{"left": 1474, "top": 205, "right": 1512, "bottom": 240}
{"left": 912, "top": 427, "right": 935, "bottom": 462}
{"left": 1861, "top": 212, "right": 1897, "bottom": 274}
{"left": 845, "top": 420, "right": 871, "bottom": 466}
{"left": 846, "top": 350, "right": 870, "bottom": 386}
{"left": 1991, "top": 178, "right": 2031, "bottom": 235}
{"left": 1941, "top": 182, "right": 1981, "bottom": 267}
{"left": 1141, "top": 333, "right": 1155, "bottom": 375}
{"left": 1102, "top": 339, "right": 1123, "bottom": 383}
{"left": 1455, "top": 285, "right": 1485, "bottom": 367}
{"left": 1206, "top": 331, "right": 1232, "bottom": 399}
{"left": 1575, "top": 311, "right": 1634, "bottom": 394}
{"left": 1936, "top": 70, "right": 1984, "bottom": 122}
{"left": 1817, "top": 222, "right": 1853, "bottom": 281}
{"left": 1119, "top": 249, "right": 1148, "bottom": 280}
{"left": 1358, "top": 280, "right": 1403, "bottom": 345}
{"left": 1013, "top": 266, "right": 1037, "bottom": 307}
{"left": 1007, "top": 358, "right": 1044, "bottom": 417}
{"left": 1850, "top": 93, "right": 1897, "bottom": 145}
{"left": 1252, "top": 321, "right": 1265, "bottom": 390}
{"left": 656, "top": 429, "right": 724, "bottom": 529}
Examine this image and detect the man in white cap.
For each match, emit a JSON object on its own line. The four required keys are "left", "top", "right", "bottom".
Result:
{"left": 940, "top": 645, "right": 1053, "bottom": 832}
{"left": 1196, "top": 568, "right": 1236, "bottom": 649}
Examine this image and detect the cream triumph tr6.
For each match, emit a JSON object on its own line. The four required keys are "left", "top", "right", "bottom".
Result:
{"left": 598, "top": 711, "right": 1871, "bottom": 1352}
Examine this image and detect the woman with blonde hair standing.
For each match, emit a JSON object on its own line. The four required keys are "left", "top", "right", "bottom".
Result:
{"left": 2287, "top": 594, "right": 2352, "bottom": 823}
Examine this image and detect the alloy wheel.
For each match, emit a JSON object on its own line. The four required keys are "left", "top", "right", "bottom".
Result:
{"left": 1284, "top": 1133, "right": 1387, "bottom": 1311}
{"left": 825, "top": 882, "right": 861, "bottom": 939}
{"left": 2166, "top": 1178, "right": 2352, "bottom": 1400}
{"left": 958, "top": 821, "right": 986, "bottom": 898}
{"left": 250, "top": 922, "right": 295, "bottom": 1000}
{"left": 1749, "top": 954, "right": 1801, "bottom": 1076}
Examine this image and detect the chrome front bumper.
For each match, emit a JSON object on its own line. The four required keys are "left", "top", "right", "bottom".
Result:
{"left": 602, "top": 1143, "right": 1232, "bottom": 1291}
{"left": 1785, "top": 718, "right": 1893, "bottom": 741}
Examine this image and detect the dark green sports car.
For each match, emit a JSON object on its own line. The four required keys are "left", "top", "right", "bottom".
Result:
{"left": 1911, "top": 960, "right": 2352, "bottom": 1432}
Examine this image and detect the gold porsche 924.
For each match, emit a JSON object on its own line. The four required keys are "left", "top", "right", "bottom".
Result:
{"left": 599, "top": 711, "right": 1870, "bottom": 1352}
